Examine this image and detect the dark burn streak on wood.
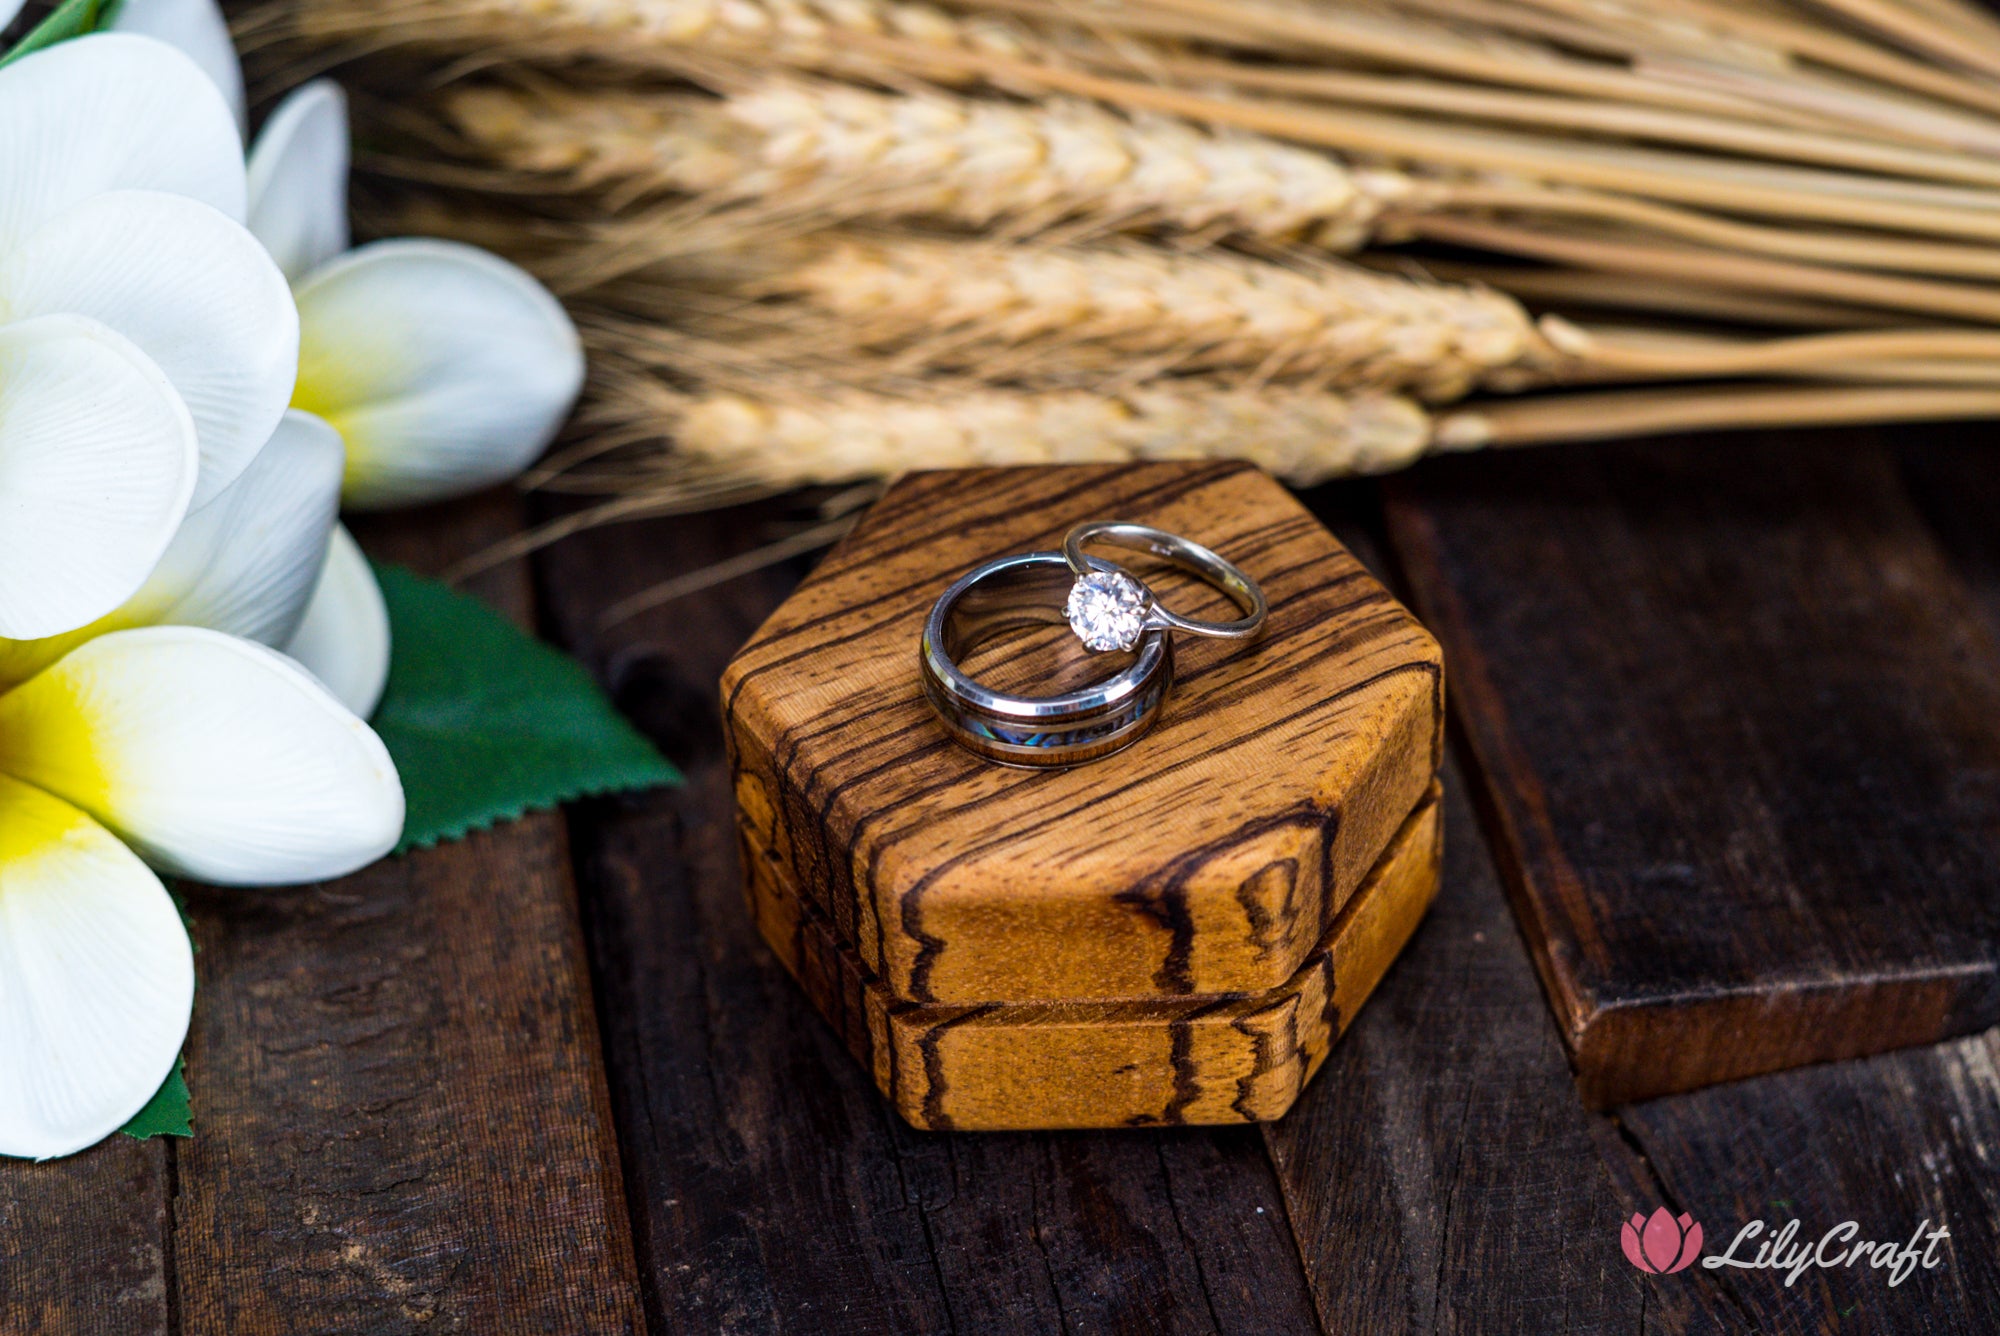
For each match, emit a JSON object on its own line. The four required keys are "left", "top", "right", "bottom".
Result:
{"left": 1235, "top": 857, "right": 1303, "bottom": 967}
{"left": 1119, "top": 810, "right": 1331, "bottom": 996}
{"left": 917, "top": 1004, "right": 1003, "bottom": 1131}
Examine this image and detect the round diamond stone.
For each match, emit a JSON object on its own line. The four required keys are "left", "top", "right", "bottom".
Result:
{"left": 1065, "top": 570, "right": 1148, "bottom": 652}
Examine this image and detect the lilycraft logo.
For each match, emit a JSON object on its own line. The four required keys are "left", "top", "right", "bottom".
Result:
{"left": 1622, "top": 1208, "right": 1703, "bottom": 1274}
{"left": 1619, "top": 1207, "right": 1952, "bottom": 1287}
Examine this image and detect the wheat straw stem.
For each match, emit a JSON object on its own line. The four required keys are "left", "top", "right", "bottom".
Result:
{"left": 597, "top": 513, "right": 860, "bottom": 627}
{"left": 1146, "top": 60, "right": 2000, "bottom": 184}
{"left": 1402, "top": 215, "right": 2000, "bottom": 323}
{"left": 1508, "top": 0, "right": 2000, "bottom": 123}
{"left": 971, "top": 0, "right": 1816, "bottom": 123}
{"left": 1398, "top": 262, "right": 1906, "bottom": 329}
{"left": 889, "top": 45, "right": 2000, "bottom": 243}
{"left": 1810, "top": 0, "right": 2000, "bottom": 82}
{"left": 1439, "top": 383, "right": 2000, "bottom": 447}
{"left": 1539, "top": 319, "right": 2000, "bottom": 375}
{"left": 1426, "top": 185, "right": 2000, "bottom": 281}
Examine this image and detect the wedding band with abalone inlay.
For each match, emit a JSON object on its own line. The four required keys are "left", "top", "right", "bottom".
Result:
{"left": 920, "top": 551, "right": 1172, "bottom": 768}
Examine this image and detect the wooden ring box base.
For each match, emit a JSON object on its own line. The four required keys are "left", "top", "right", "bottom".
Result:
{"left": 721, "top": 462, "right": 1446, "bottom": 1130}
{"left": 742, "top": 784, "right": 1441, "bottom": 1130}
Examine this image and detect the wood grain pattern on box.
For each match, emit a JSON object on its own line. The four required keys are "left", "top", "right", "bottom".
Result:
{"left": 722, "top": 462, "right": 1443, "bottom": 1007}
{"left": 743, "top": 785, "right": 1441, "bottom": 1130}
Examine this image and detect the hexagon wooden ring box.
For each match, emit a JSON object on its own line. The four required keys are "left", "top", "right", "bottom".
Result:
{"left": 722, "top": 462, "right": 1445, "bottom": 1130}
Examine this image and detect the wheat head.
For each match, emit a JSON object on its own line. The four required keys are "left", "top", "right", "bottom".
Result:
{"left": 584, "top": 369, "right": 1438, "bottom": 487}
{"left": 746, "top": 234, "right": 1557, "bottom": 399}
{"left": 265, "top": 0, "right": 1101, "bottom": 80}
{"left": 447, "top": 78, "right": 1428, "bottom": 248}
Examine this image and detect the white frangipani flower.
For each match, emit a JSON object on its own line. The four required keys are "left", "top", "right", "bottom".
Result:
{"left": 247, "top": 79, "right": 586, "bottom": 510}
{"left": 0, "top": 625, "right": 403, "bottom": 1160}
{"left": 120, "top": 0, "right": 585, "bottom": 506}
{"left": 0, "top": 392, "right": 407, "bottom": 1158}
{"left": 0, "top": 33, "right": 297, "bottom": 639}
{"left": 0, "top": 2, "right": 26, "bottom": 31}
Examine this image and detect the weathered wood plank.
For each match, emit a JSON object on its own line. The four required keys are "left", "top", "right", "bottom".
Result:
{"left": 536, "top": 494, "right": 1324, "bottom": 1334}
{"left": 1384, "top": 434, "right": 2000, "bottom": 1105}
{"left": 0, "top": 1138, "right": 170, "bottom": 1336}
{"left": 168, "top": 492, "right": 644, "bottom": 1332}
{"left": 1612, "top": 1030, "right": 2000, "bottom": 1334}
{"left": 1263, "top": 757, "right": 1651, "bottom": 1333}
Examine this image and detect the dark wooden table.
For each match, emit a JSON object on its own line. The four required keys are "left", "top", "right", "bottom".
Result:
{"left": 10, "top": 427, "right": 1998, "bottom": 1334}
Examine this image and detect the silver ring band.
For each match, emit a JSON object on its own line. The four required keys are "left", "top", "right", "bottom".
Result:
{"left": 1061, "top": 521, "right": 1268, "bottom": 644}
{"left": 921, "top": 551, "right": 1173, "bottom": 768}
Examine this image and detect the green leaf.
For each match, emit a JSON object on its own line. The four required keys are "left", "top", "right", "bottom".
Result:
{"left": 0, "top": 0, "right": 125, "bottom": 68}
{"left": 371, "top": 564, "right": 679, "bottom": 853}
{"left": 119, "top": 1061, "right": 191, "bottom": 1140}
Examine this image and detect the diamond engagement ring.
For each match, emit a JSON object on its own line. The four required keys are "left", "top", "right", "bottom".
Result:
{"left": 1061, "top": 521, "right": 1268, "bottom": 652}
{"left": 921, "top": 551, "right": 1173, "bottom": 768}
{"left": 920, "top": 526, "right": 1267, "bottom": 768}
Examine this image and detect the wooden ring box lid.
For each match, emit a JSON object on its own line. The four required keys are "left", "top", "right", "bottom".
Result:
{"left": 722, "top": 462, "right": 1446, "bottom": 1127}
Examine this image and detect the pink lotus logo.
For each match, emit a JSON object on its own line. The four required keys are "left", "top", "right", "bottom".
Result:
{"left": 1622, "top": 1208, "right": 1704, "bottom": 1274}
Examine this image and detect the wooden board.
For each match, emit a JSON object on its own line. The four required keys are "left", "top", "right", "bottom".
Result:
{"left": 742, "top": 784, "right": 1441, "bottom": 1130}
{"left": 723, "top": 461, "right": 1443, "bottom": 1006}
{"left": 1385, "top": 435, "right": 2000, "bottom": 1106}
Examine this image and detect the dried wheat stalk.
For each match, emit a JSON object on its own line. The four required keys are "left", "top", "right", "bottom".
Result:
{"left": 584, "top": 357, "right": 1439, "bottom": 486}
{"left": 614, "top": 233, "right": 1561, "bottom": 400}
{"left": 246, "top": 0, "right": 1112, "bottom": 82}
{"left": 583, "top": 357, "right": 2000, "bottom": 493}
{"left": 444, "top": 79, "right": 1435, "bottom": 250}
{"left": 436, "top": 70, "right": 2000, "bottom": 315}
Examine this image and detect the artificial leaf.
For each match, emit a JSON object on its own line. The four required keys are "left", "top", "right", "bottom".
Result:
{"left": 118, "top": 1059, "right": 190, "bottom": 1140}
{"left": 370, "top": 564, "right": 679, "bottom": 852}
{"left": 0, "top": 0, "right": 123, "bottom": 67}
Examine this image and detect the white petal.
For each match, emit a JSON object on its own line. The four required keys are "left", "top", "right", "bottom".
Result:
{"left": 294, "top": 239, "right": 584, "bottom": 508}
{"left": 0, "top": 410, "right": 340, "bottom": 691}
{"left": 247, "top": 80, "right": 350, "bottom": 285}
{"left": 0, "top": 34, "right": 245, "bottom": 255}
{"left": 0, "top": 773, "right": 192, "bottom": 1161}
{"left": 111, "top": 0, "right": 245, "bottom": 138}
{"left": 0, "top": 189, "right": 299, "bottom": 504}
{"left": 0, "top": 1, "right": 26, "bottom": 29}
{"left": 283, "top": 524, "right": 390, "bottom": 718}
{"left": 0, "top": 315, "right": 197, "bottom": 640}
{"left": 128, "top": 409, "right": 343, "bottom": 645}
{"left": 0, "top": 627, "right": 404, "bottom": 884}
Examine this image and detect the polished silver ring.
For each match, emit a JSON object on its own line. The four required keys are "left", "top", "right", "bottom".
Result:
{"left": 921, "top": 551, "right": 1172, "bottom": 768}
{"left": 1061, "top": 521, "right": 1268, "bottom": 652}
